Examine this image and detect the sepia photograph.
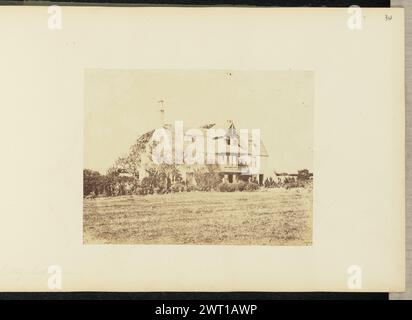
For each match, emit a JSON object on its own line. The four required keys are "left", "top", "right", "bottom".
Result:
{"left": 83, "top": 70, "right": 313, "bottom": 245}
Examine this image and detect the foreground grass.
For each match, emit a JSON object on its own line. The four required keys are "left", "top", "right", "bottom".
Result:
{"left": 83, "top": 188, "right": 312, "bottom": 245}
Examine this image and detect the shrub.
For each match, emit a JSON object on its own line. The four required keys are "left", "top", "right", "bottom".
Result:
{"left": 171, "top": 182, "right": 185, "bottom": 193}
{"left": 134, "top": 187, "right": 144, "bottom": 195}
{"left": 140, "top": 177, "right": 154, "bottom": 195}
{"left": 297, "top": 169, "right": 311, "bottom": 181}
{"left": 286, "top": 180, "right": 309, "bottom": 189}
{"left": 245, "top": 182, "right": 259, "bottom": 191}
{"left": 237, "top": 180, "right": 247, "bottom": 192}
{"left": 186, "top": 185, "right": 198, "bottom": 192}
{"left": 84, "top": 191, "right": 96, "bottom": 199}
{"left": 194, "top": 165, "right": 221, "bottom": 191}
{"left": 229, "top": 183, "right": 239, "bottom": 192}
{"left": 218, "top": 182, "right": 230, "bottom": 192}
{"left": 218, "top": 181, "right": 260, "bottom": 192}
{"left": 84, "top": 169, "right": 137, "bottom": 197}
{"left": 83, "top": 169, "right": 102, "bottom": 197}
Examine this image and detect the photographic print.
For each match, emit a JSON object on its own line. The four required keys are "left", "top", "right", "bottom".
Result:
{"left": 83, "top": 70, "right": 313, "bottom": 245}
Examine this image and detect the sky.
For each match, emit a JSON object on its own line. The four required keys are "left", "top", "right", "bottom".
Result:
{"left": 84, "top": 69, "right": 313, "bottom": 174}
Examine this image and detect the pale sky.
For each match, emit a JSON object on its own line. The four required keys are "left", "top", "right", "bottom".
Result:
{"left": 84, "top": 69, "right": 313, "bottom": 174}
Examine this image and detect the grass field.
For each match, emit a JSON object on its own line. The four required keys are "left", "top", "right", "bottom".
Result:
{"left": 83, "top": 188, "right": 312, "bottom": 245}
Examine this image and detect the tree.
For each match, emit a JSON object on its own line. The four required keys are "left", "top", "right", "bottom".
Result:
{"left": 297, "top": 169, "right": 311, "bottom": 181}
{"left": 83, "top": 169, "right": 102, "bottom": 197}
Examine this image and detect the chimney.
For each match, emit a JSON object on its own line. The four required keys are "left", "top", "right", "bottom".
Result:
{"left": 158, "top": 100, "right": 165, "bottom": 127}
{"left": 160, "top": 109, "right": 165, "bottom": 126}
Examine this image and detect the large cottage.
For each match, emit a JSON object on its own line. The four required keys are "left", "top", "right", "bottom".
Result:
{"left": 112, "top": 120, "right": 269, "bottom": 185}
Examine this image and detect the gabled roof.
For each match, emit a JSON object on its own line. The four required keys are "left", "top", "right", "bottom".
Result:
{"left": 132, "top": 121, "right": 269, "bottom": 157}
{"left": 112, "top": 121, "right": 269, "bottom": 175}
{"left": 169, "top": 122, "right": 268, "bottom": 157}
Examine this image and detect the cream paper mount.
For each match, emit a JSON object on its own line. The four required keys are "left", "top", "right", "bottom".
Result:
{"left": 0, "top": 6, "right": 405, "bottom": 292}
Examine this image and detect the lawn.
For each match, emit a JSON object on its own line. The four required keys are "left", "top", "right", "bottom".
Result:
{"left": 83, "top": 188, "right": 312, "bottom": 245}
